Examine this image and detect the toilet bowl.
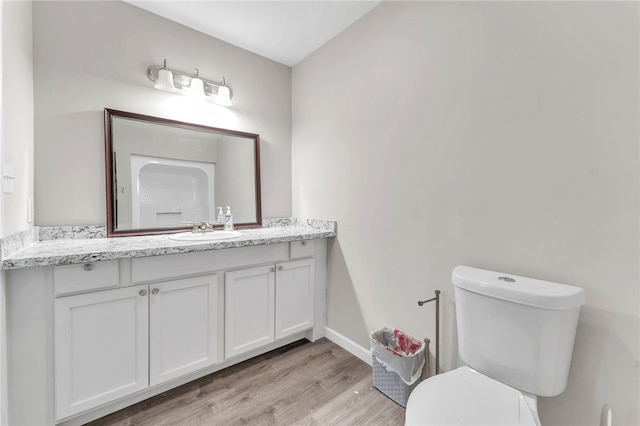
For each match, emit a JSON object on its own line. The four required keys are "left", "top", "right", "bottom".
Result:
{"left": 405, "top": 366, "right": 539, "bottom": 426}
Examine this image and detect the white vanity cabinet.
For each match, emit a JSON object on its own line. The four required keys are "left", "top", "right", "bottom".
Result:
{"left": 149, "top": 275, "right": 220, "bottom": 386}
{"left": 54, "top": 285, "right": 150, "bottom": 419}
{"left": 224, "top": 258, "right": 315, "bottom": 358}
{"left": 5, "top": 238, "right": 328, "bottom": 426}
{"left": 275, "top": 258, "right": 315, "bottom": 339}
{"left": 225, "top": 265, "right": 276, "bottom": 358}
{"left": 54, "top": 274, "right": 220, "bottom": 419}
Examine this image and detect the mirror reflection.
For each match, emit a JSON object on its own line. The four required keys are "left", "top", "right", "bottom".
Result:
{"left": 105, "top": 109, "right": 261, "bottom": 237}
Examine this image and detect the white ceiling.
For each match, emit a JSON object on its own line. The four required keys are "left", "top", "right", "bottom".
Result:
{"left": 126, "top": 1, "right": 382, "bottom": 67}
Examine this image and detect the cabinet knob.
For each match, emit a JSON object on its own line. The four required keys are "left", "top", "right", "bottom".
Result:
{"left": 301, "top": 241, "right": 307, "bottom": 246}
{"left": 139, "top": 289, "right": 148, "bottom": 296}
{"left": 83, "top": 263, "right": 94, "bottom": 271}
{"left": 152, "top": 288, "right": 159, "bottom": 295}
{"left": 278, "top": 265, "right": 284, "bottom": 271}
{"left": 270, "top": 267, "right": 275, "bottom": 273}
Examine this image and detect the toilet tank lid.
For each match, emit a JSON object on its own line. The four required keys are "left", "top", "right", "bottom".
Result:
{"left": 452, "top": 265, "right": 586, "bottom": 310}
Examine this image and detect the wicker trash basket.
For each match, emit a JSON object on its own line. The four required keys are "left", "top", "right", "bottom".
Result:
{"left": 370, "top": 327, "right": 425, "bottom": 407}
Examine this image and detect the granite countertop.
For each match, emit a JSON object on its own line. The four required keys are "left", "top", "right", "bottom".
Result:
{"left": 1, "top": 219, "right": 336, "bottom": 270}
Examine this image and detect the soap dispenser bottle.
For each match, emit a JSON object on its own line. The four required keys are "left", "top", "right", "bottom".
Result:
{"left": 217, "top": 207, "right": 224, "bottom": 225}
{"left": 224, "top": 206, "right": 234, "bottom": 231}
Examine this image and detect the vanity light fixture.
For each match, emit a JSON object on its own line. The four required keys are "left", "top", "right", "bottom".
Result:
{"left": 188, "top": 68, "right": 206, "bottom": 100}
{"left": 154, "top": 59, "right": 176, "bottom": 92}
{"left": 215, "top": 78, "right": 232, "bottom": 107}
{"left": 147, "top": 59, "right": 233, "bottom": 106}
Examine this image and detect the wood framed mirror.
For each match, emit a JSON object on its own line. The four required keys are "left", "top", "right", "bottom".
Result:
{"left": 104, "top": 109, "right": 261, "bottom": 237}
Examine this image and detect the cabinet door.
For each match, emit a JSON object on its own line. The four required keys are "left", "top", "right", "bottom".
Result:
{"left": 225, "top": 265, "right": 275, "bottom": 358}
{"left": 149, "top": 275, "right": 219, "bottom": 386}
{"left": 54, "top": 285, "right": 149, "bottom": 419}
{"left": 275, "top": 258, "right": 315, "bottom": 339}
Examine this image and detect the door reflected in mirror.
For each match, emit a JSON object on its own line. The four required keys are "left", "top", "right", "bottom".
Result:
{"left": 104, "top": 109, "right": 261, "bottom": 237}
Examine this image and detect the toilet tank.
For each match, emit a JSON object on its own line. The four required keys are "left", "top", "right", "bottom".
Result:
{"left": 452, "top": 265, "right": 586, "bottom": 397}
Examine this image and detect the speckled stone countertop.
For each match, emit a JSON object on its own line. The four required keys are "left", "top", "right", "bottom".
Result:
{"left": 1, "top": 218, "right": 336, "bottom": 270}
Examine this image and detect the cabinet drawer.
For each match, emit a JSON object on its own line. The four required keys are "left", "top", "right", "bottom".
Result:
{"left": 290, "top": 240, "right": 314, "bottom": 259}
{"left": 54, "top": 260, "right": 120, "bottom": 296}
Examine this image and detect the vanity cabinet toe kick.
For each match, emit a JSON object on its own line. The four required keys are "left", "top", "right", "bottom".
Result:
{"left": 5, "top": 239, "right": 328, "bottom": 426}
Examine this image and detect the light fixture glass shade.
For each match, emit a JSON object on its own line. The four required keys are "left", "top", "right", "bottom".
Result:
{"left": 215, "top": 85, "right": 232, "bottom": 106}
{"left": 155, "top": 68, "right": 176, "bottom": 92}
{"left": 188, "top": 77, "right": 206, "bottom": 99}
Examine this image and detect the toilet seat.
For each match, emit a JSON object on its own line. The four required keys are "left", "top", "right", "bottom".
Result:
{"left": 405, "top": 366, "right": 539, "bottom": 426}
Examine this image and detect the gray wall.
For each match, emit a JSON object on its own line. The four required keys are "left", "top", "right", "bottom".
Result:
{"left": 33, "top": 1, "right": 292, "bottom": 226}
{"left": 292, "top": 2, "right": 639, "bottom": 425}
{"left": 2, "top": 0, "right": 33, "bottom": 237}
{"left": 1, "top": 1, "right": 34, "bottom": 423}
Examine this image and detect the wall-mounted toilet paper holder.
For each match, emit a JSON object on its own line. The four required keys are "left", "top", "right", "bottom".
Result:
{"left": 418, "top": 290, "right": 440, "bottom": 376}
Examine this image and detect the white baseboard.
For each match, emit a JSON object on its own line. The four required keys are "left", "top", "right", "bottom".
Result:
{"left": 325, "top": 327, "right": 372, "bottom": 365}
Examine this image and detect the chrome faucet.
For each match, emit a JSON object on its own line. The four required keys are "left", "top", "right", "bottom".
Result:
{"left": 181, "top": 220, "right": 220, "bottom": 233}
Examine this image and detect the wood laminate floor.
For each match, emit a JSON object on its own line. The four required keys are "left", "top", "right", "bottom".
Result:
{"left": 86, "top": 338, "right": 406, "bottom": 426}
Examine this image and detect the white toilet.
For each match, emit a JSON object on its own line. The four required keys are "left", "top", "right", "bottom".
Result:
{"left": 405, "top": 265, "right": 585, "bottom": 425}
